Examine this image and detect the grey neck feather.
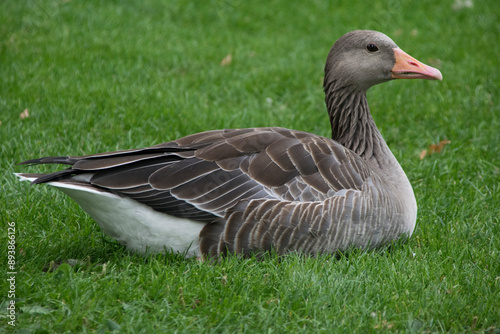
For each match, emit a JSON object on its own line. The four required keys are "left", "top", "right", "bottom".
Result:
{"left": 324, "top": 78, "right": 393, "bottom": 169}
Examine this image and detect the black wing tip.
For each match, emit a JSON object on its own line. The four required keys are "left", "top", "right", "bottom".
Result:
{"left": 17, "top": 156, "right": 75, "bottom": 166}
{"left": 17, "top": 158, "right": 44, "bottom": 166}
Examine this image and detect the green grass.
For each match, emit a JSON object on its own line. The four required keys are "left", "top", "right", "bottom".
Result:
{"left": 1, "top": 0, "right": 499, "bottom": 332}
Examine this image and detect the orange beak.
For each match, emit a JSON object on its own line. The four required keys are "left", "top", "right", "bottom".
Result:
{"left": 391, "top": 48, "right": 442, "bottom": 81}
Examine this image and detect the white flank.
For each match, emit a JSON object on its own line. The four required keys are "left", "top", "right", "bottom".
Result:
{"left": 16, "top": 174, "right": 205, "bottom": 257}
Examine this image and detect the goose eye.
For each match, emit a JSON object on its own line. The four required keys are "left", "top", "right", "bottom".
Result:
{"left": 367, "top": 43, "right": 379, "bottom": 52}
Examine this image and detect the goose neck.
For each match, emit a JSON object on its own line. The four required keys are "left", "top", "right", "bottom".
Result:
{"left": 324, "top": 81, "right": 393, "bottom": 169}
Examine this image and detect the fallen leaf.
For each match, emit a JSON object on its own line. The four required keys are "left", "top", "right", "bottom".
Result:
{"left": 471, "top": 316, "right": 478, "bottom": 331}
{"left": 452, "top": 0, "right": 473, "bottom": 10}
{"left": 428, "top": 58, "right": 442, "bottom": 68}
{"left": 430, "top": 139, "right": 451, "bottom": 154}
{"left": 20, "top": 109, "right": 29, "bottom": 119}
{"left": 420, "top": 139, "right": 451, "bottom": 159}
{"left": 419, "top": 150, "right": 427, "bottom": 160}
{"left": 393, "top": 29, "right": 403, "bottom": 37}
{"left": 220, "top": 53, "right": 232, "bottom": 66}
{"left": 374, "top": 320, "right": 395, "bottom": 329}
{"left": 191, "top": 299, "right": 202, "bottom": 309}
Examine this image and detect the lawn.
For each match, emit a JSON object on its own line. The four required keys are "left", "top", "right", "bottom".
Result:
{"left": 1, "top": 0, "right": 499, "bottom": 332}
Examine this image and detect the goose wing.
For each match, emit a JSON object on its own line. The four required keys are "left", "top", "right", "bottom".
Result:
{"left": 20, "top": 127, "right": 374, "bottom": 224}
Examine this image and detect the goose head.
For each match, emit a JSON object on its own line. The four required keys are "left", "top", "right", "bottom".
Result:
{"left": 324, "top": 30, "right": 442, "bottom": 91}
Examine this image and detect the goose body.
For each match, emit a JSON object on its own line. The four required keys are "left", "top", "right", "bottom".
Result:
{"left": 17, "top": 30, "right": 442, "bottom": 257}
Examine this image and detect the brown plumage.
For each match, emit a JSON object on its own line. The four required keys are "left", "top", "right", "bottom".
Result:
{"left": 17, "top": 30, "right": 442, "bottom": 257}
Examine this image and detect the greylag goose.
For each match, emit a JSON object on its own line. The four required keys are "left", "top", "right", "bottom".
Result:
{"left": 17, "top": 30, "right": 442, "bottom": 258}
